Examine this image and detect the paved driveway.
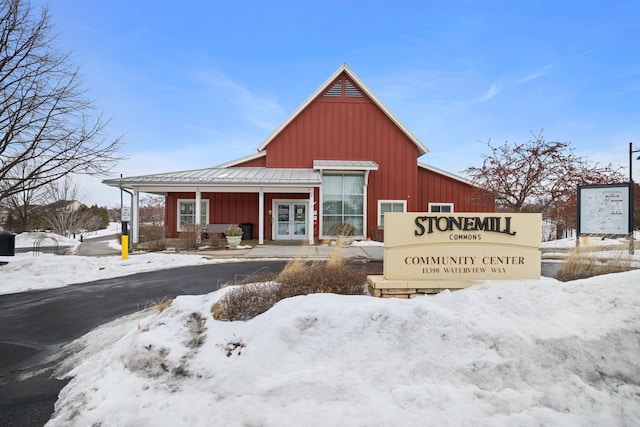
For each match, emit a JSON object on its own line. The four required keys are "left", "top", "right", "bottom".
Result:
{"left": 0, "top": 260, "right": 287, "bottom": 427}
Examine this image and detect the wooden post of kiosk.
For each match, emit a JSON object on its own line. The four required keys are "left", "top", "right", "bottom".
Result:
{"left": 121, "top": 206, "right": 131, "bottom": 260}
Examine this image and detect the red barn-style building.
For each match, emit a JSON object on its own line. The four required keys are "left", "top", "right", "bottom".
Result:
{"left": 105, "top": 64, "right": 494, "bottom": 245}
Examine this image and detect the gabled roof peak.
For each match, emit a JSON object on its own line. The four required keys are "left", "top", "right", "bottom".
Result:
{"left": 256, "top": 64, "right": 428, "bottom": 156}
{"left": 323, "top": 73, "right": 364, "bottom": 98}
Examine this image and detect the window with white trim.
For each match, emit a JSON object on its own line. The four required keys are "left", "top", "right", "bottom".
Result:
{"left": 378, "top": 200, "right": 406, "bottom": 227}
{"left": 177, "top": 199, "right": 209, "bottom": 231}
{"left": 321, "top": 173, "right": 364, "bottom": 236}
{"left": 428, "top": 203, "right": 454, "bottom": 213}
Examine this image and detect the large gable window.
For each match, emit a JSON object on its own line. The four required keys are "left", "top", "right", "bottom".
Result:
{"left": 322, "top": 173, "right": 364, "bottom": 237}
{"left": 178, "top": 199, "right": 209, "bottom": 231}
{"left": 378, "top": 200, "right": 406, "bottom": 227}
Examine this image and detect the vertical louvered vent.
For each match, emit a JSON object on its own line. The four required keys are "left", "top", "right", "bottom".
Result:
{"left": 345, "top": 79, "right": 363, "bottom": 97}
{"left": 325, "top": 80, "right": 342, "bottom": 97}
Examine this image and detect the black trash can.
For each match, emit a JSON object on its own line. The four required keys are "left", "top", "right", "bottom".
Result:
{"left": 0, "top": 231, "right": 16, "bottom": 256}
{"left": 240, "top": 223, "right": 253, "bottom": 241}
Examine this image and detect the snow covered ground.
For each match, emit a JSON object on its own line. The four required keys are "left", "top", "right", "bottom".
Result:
{"left": 1, "top": 224, "right": 387, "bottom": 295}
{"left": 1, "top": 228, "right": 639, "bottom": 426}
{"left": 0, "top": 224, "right": 242, "bottom": 295}
{"left": 47, "top": 271, "right": 640, "bottom": 426}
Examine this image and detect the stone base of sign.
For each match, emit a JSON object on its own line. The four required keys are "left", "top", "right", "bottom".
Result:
{"left": 367, "top": 275, "right": 479, "bottom": 298}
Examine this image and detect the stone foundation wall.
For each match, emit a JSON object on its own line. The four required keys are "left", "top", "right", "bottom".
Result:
{"left": 368, "top": 286, "right": 445, "bottom": 299}
{"left": 367, "top": 275, "right": 475, "bottom": 298}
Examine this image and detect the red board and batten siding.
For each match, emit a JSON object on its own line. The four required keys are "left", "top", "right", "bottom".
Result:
{"left": 262, "top": 76, "right": 421, "bottom": 234}
{"left": 233, "top": 156, "right": 266, "bottom": 167}
{"left": 166, "top": 193, "right": 260, "bottom": 238}
{"left": 165, "top": 192, "right": 315, "bottom": 240}
{"left": 417, "top": 167, "right": 495, "bottom": 212}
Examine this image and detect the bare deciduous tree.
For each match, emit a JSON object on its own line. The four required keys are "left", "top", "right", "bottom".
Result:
{"left": 139, "top": 195, "right": 165, "bottom": 226}
{"left": 0, "top": 0, "right": 122, "bottom": 205}
{"left": 2, "top": 159, "right": 44, "bottom": 231}
{"left": 39, "top": 176, "right": 85, "bottom": 237}
{"left": 464, "top": 131, "right": 625, "bottom": 214}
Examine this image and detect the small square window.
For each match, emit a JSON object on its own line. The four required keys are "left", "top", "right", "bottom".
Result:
{"left": 428, "top": 203, "right": 454, "bottom": 213}
{"left": 378, "top": 200, "right": 407, "bottom": 227}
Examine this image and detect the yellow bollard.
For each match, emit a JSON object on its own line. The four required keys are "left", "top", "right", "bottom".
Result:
{"left": 582, "top": 236, "right": 589, "bottom": 245}
{"left": 122, "top": 235, "right": 129, "bottom": 260}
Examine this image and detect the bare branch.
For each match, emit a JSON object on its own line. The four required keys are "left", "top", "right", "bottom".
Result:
{"left": 0, "top": 0, "right": 123, "bottom": 204}
{"left": 464, "top": 131, "right": 626, "bottom": 215}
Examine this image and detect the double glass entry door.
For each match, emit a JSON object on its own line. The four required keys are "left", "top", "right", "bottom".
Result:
{"left": 275, "top": 202, "right": 307, "bottom": 240}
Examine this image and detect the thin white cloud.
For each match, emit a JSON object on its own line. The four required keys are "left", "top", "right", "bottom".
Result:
{"left": 479, "top": 81, "right": 502, "bottom": 102}
{"left": 516, "top": 64, "right": 553, "bottom": 85}
{"left": 183, "top": 123, "right": 227, "bottom": 137}
{"left": 195, "top": 69, "right": 285, "bottom": 131}
{"left": 459, "top": 64, "right": 553, "bottom": 107}
{"left": 453, "top": 79, "right": 503, "bottom": 107}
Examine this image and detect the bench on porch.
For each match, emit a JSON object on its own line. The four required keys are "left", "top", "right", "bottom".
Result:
{"left": 202, "top": 224, "right": 231, "bottom": 247}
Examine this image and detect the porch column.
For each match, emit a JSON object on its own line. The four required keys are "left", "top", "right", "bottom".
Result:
{"left": 363, "top": 170, "right": 370, "bottom": 239}
{"left": 258, "top": 189, "right": 265, "bottom": 244}
{"left": 195, "top": 189, "right": 201, "bottom": 243}
{"left": 308, "top": 188, "right": 314, "bottom": 245}
{"left": 132, "top": 188, "right": 139, "bottom": 245}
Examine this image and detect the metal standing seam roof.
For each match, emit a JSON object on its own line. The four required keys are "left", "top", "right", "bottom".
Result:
{"left": 103, "top": 167, "right": 322, "bottom": 187}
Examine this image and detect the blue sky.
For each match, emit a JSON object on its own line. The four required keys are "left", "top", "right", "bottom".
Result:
{"left": 35, "top": 0, "right": 640, "bottom": 206}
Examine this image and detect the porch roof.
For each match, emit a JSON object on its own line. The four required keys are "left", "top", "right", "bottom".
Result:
{"left": 103, "top": 167, "right": 322, "bottom": 188}
{"left": 313, "top": 160, "right": 379, "bottom": 171}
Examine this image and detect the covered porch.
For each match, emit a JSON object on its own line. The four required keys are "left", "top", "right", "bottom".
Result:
{"left": 103, "top": 167, "right": 322, "bottom": 245}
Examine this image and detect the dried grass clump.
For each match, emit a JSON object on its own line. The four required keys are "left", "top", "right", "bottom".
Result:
{"left": 212, "top": 254, "right": 368, "bottom": 321}
{"left": 148, "top": 296, "right": 173, "bottom": 313}
{"left": 273, "top": 258, "right": 307, "bottom": 285}
{"left": 555, "top": 247, "right": 632, "bottom": 282}
{"left": 275, "top": 258, "right": 368, "bottom": 296}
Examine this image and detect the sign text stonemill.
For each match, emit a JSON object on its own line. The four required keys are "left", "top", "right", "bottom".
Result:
{"left": 414, "top": 215, "right": 516, "bottom": 236}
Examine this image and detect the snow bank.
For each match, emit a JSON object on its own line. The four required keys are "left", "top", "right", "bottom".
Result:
{"left": 48, "top": 271, "right": 640, "bottom": 426}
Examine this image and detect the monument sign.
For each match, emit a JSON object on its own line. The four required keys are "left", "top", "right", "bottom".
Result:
{"left": 368, "top": 212, "right": 542, "bottom": 297}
